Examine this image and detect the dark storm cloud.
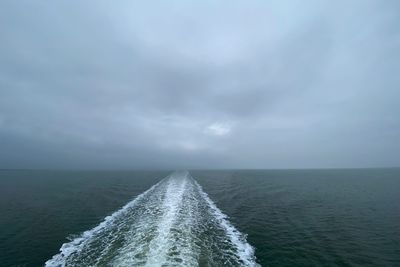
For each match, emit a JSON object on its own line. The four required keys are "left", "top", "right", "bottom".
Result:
{"left": 0, "top": 0, "right": 399, "bottom": 169}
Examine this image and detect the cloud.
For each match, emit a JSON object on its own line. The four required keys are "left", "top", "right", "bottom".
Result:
{"left": 0, "top": 0, "right": 399, "bottom": 169}
{"left": 205, "top": 123, "right": 232, "bottom": 137}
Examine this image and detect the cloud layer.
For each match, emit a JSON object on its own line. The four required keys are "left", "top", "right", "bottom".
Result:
{"left": 1, "top": 0, "right": 399, "bottom": 169}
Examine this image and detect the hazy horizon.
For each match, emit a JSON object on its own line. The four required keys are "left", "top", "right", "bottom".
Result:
{"left": 1, "top": 0, "right": 399, "bottom": 169}
{"left": 1, "top": 166, "right": 400, "bottom": 171}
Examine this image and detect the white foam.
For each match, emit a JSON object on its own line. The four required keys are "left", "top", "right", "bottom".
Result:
{"left": 110, "top": 171, "right": 199, "bottom": 266}
{"left": 144, "top": 172, "right": 188, "bottom": 266}
{"left": 45, "top": 171, "right": 260, "bottom": 267}
{"left": 45, "top": 178, "right": 165, "bottom": 267}
{"left": 193, "top": 178, "right": 260, "bottom": 267}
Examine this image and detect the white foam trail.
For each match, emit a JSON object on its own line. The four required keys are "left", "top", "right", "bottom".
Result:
{"left": 45, "top": 178, "right": 165, "bottom": 267}
{"left": 193, "top": 178, "right": 260, "bottom": 267}
{"left": 45, "top": 171, "right": 260, "bottom": 267}
{"left": 145, "top": 172, "right": 188, "bottom": 266}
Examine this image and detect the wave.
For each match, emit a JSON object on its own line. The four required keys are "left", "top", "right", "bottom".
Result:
{"left": 45, "top": 171, "right": 260, "bottom": 266}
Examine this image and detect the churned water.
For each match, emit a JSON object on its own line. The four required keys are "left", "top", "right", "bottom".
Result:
{"left": 0, "top": 169, "right": 399, "bottom": 266}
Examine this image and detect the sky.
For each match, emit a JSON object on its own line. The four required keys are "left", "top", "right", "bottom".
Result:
{"left": 0, "top": 0, "right": 399, "bottom": 169}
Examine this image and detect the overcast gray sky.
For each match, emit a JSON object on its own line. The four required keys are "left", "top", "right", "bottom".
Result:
{"left": 0, "top": 0, "right": 399, "bottom": 169}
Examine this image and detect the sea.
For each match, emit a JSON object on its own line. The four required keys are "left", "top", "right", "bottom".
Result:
{"left": 0, "top": 169, "right": 399, "bottom": 266}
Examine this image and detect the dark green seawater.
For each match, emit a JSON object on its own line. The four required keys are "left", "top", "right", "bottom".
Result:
{"left": 0, "top": 169, "right": 399, "bottom": 266}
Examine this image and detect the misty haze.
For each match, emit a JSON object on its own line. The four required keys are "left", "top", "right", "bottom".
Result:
{"left": 0, "top": 1, "right": 399, "bottom": 266}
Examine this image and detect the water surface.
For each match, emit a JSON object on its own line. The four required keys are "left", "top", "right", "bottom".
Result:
{"left": 0, "top": 169, "right": 399, "bottom": 266}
